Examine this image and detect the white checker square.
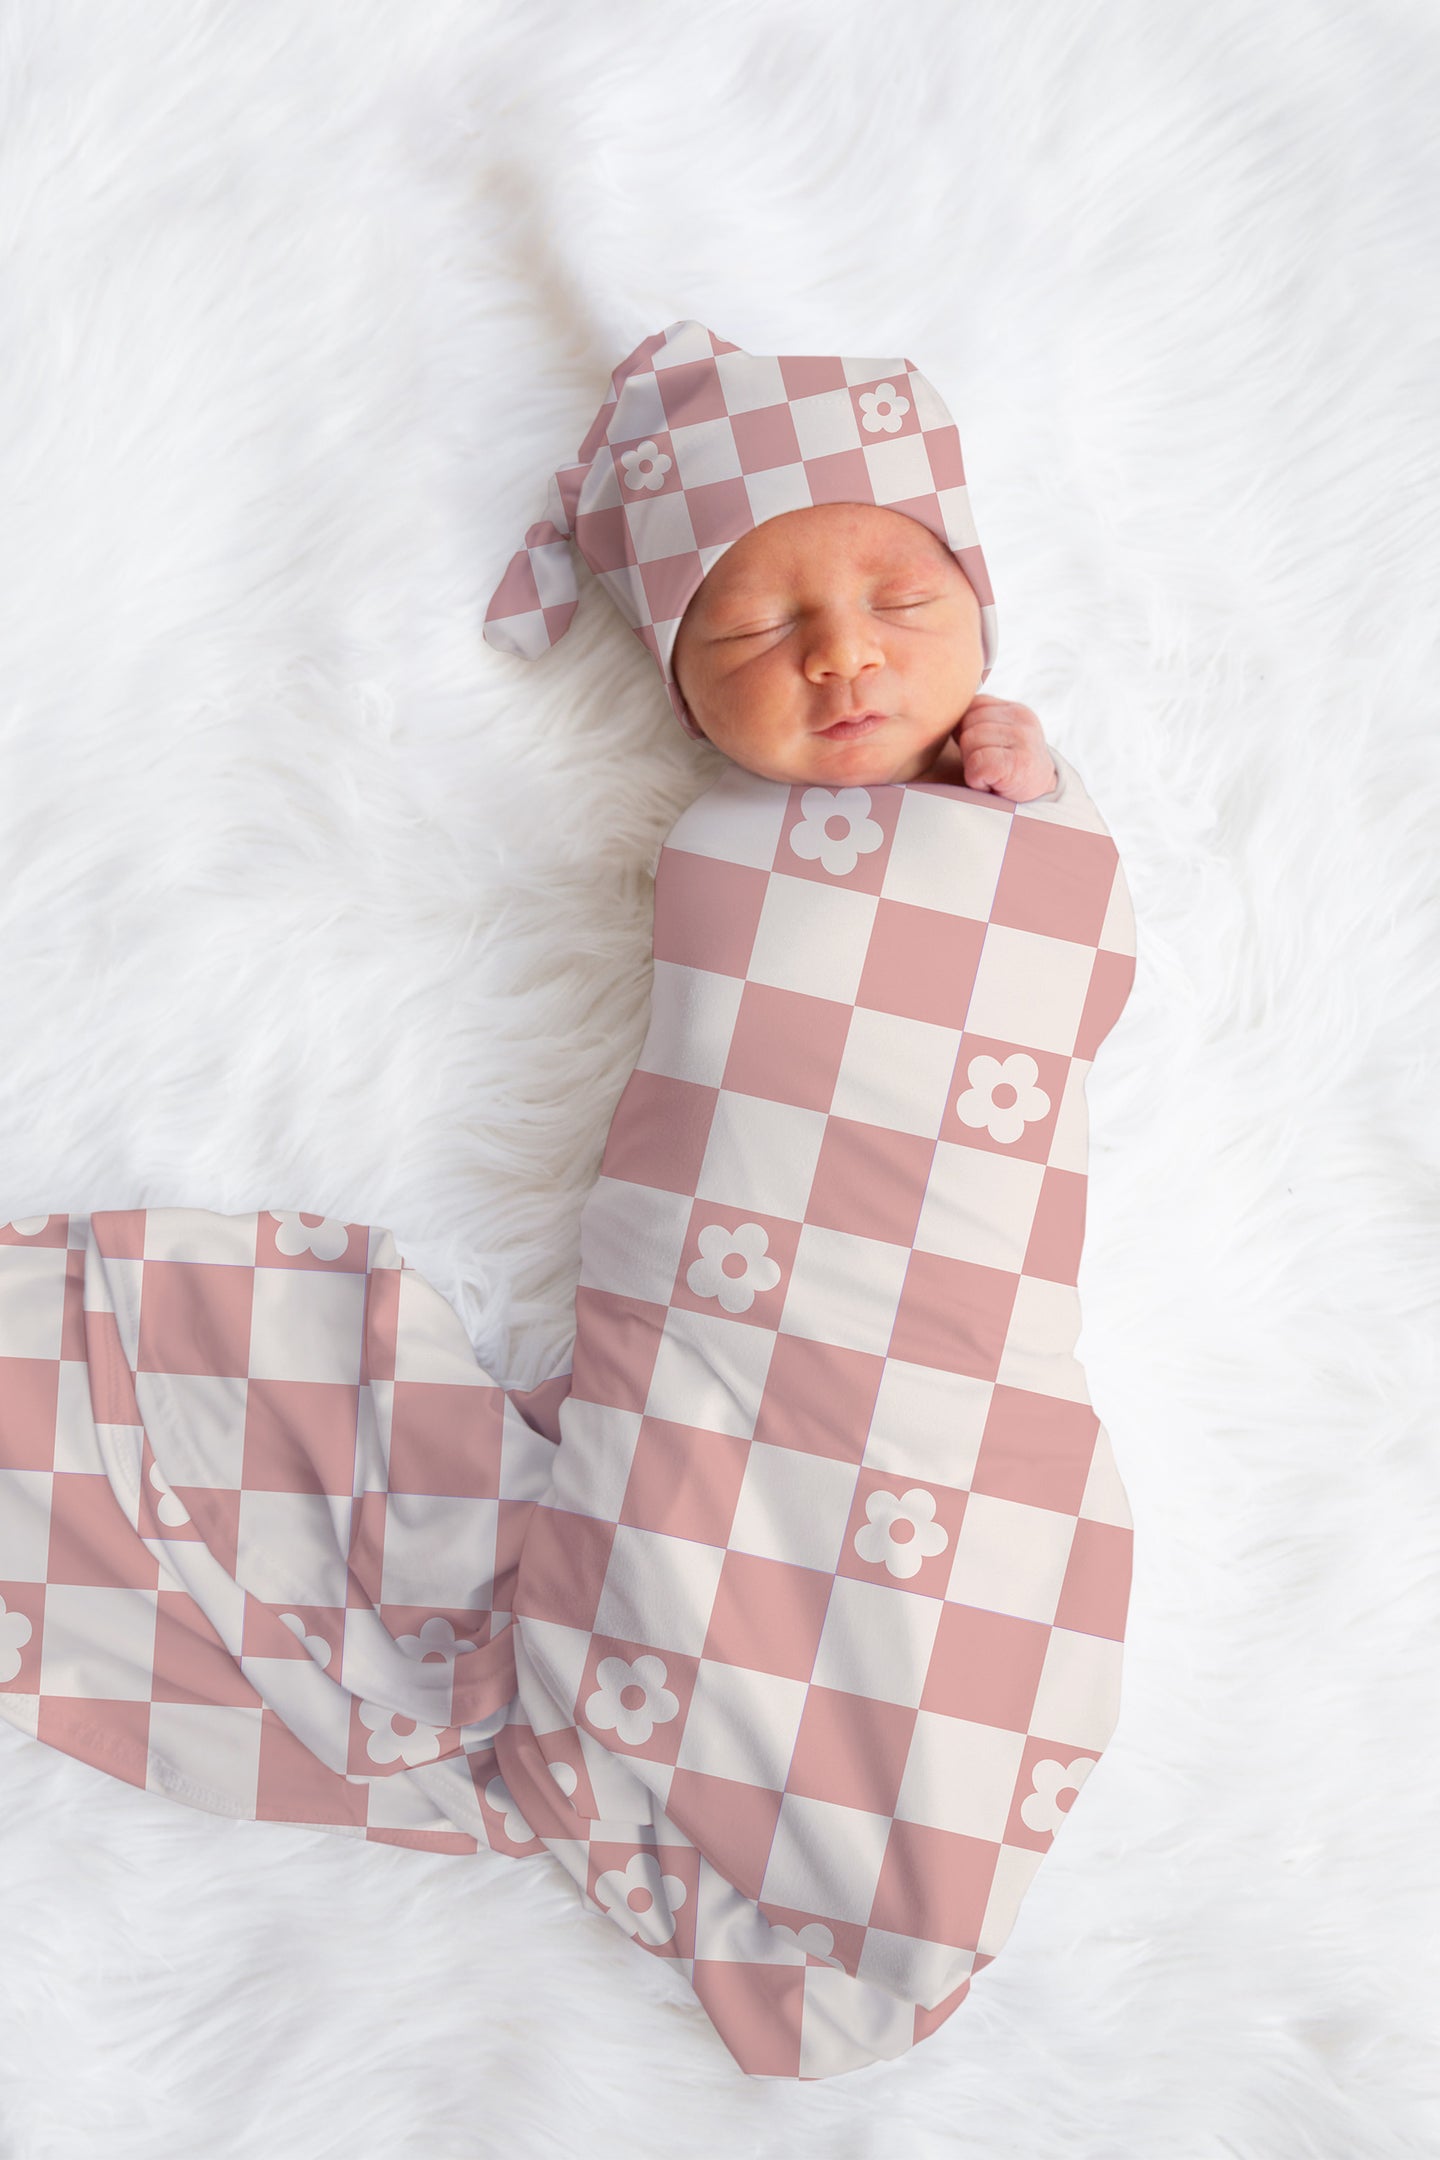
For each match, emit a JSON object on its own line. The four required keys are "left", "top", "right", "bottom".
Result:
{"left": 382, "top": 1495, "right": 497, "bottom": 1609}
{"left": 362, "top": 1762, "right": 467, "bottom": 1833}
{"left": 667, "top": 767, "right": 791, "bottom": 869}
{"left": 743, "top": 463, "right": 815, "bottom": 524}
{"left": 630, "top": 488, "right": 697, "bottom": 564}
{"left": 0, "top": 1693, "right": 38, "bottom": 1737}
{"left": 530, "top": 539, "right": 575, "bottom": 609}
{"left": 747, "top": 876, "right": 878, "bottom": 1005}
{"left": 674, "top": 1657, "right": 809, "bottom": 1789}
{"left": 247, "top": 1266, "right": 366, "bottom": 1386}
{"left": 864, "top": 432, "right": 937, "bottom": 503}
{"left": 713, "top": 350, "right": 787, "bottom": 414}
{"left": 829, "top": 1007, "right": 962, "bottom": 1137}
{"left": 1099, "top": 865, "right": 1135, "bottom": 954}
{"left": 239, "top": 1649, "right": 351, "bottom": 1771}
{"left": 811, "top": 1573, "right": 942, "bottom": 1707}
{"left": 390, "top": 1269, "right": 488, "bottom": 1389}
{"left": 550, "top": 1399, "right": 642, "bottom": 1522}
{"left": 353, "top": 1378, "right": 393, "bottom": 1496}
{"left": 856, "top": 1926, "right": 974, "bottom": 2013}
{"left": 235, "top": 1490, "right": 349, "bottom": 1609}
{"left": 976, "top": 1842, "right": 1045, "bottom": 1958}
{"left": 593, "top": 1521, "right": 725, "bottom": 1658}
{"left": 936, "top": 484, "right": 981, "bottom": 552}
{"left": 914, "top": 1144, "right": 1045, "bottom": 1273}
{"left": 799, "top": 1970, "right": 919, "bottom": 2078}
{"left": 134, "top": 1372, "right": 249, "bottom": 1489}
{"left": 789, "top": 389, "right": 861, "bottom": 461}
{"left": 883, "top": 789, "right": 1011, "bottom": 919}
{"left": 966, "top": 925, "right": 1095, "bottom": 1057}
{"left": 760, "top": 1791, "right": 892, "bottom": 1925}
{"left": 945, "top": 1491, "right": 1075, "bottom": 1623}
{"left": 995, "top": 1275, "right": 1089, "bottom": 1403}
{"left": 0, "top": 1470, "right": 52, "bottom": 1580}
{"left": 1046, "top": 1059, "right": 1092, "bottom": 1174}
{"left": 39, "top": 1584, "right": 157, "bottom": 1700}
{"left": 54, "top": 1358, "right": 113, "bottom": 1474}
{"left": 668, "top": 416, "right": 743, "bottom": 488}
{"left": 611, "top": 369, "right": 666, "bottom": 438}
{"left": 1029, "top": 1627, "right": 1124, "bottom": 1752}
{"left": 863, "top": 1359, "right": 993, "bottom": 1483}
{"left": 146, "top": 1702, "right": 262, "bottom": 1809}
{"left": 696, "top": 1092, "right": 826, "bottom": 1220}
{"left": 909, "top": 373, "right": 955, "bottom": 433}
{"left": 1079, "top": 1423, "right": 1133, "bottom": 1530}
{"left": 579, "top": 1177, "right": 692, "bottom": 1306}
{"left": 644, "top": 1308, "right": 776, "bottom": 1438}
{"left": 778, "top": 1222, "right": 909, "bottom": 1359}
{"left": 727, "top": 1440, "right": 858, "bottom": 1573}
{"left": 893, "top": 1708, "right": 1027, "bottom": 1840}
{"left": 143, "top": 1208, "right": 260, "bottom": 1266}
{"left": 513, "top": 1615, "right": 593, "bottom": 1720}
{"left": 636, "top": 962, "right": 744, "bottom": 1087}
{"left": 0, "top": 1244, "right": 66, "bottom": 1358}
{"left": 842, "top": 353, "right": 906, "bottom": 385}
{"left": 498, "top": 1397, "right": 564, "bottom": 1505}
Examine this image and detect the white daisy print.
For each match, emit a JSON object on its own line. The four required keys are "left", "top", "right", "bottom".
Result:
{"left": 1020, "top": 1754, "right": 1096, "bottom": 1835}
{"left": 852, "top": 1487, "right": 949, "bottom": 1580}
{"left": 278, "top": 1612, "right": 333, "bottom": 1669}
{"left": 397, "top": 1615, "right": 477, "bottom": 1663}
{"left": 358, "top": 1701, "right": 444, "bottom": 1766}
{"left": 686, "top": 1221, "right": 781, "bottom": 1315}
{"left": 0, "top": 1595, "right": 32, "bottom": 1683}
{"left": 857, "top": 382, "right": 910, "bottom": 433}
{"left": 0, "top": 1217, "right": 48, "bottom": 1237}
{"left": 592, "top": 1852, "right": 688, "bottom": 1947}
{"left": 768, "top": 1920, "right": 845, "bottom": 1969}
{"left": 788, "top": 786, "right": 884, "bottom": 877}
{"left": 584, "top": 1653, "right": 680, "bottom": 1747}
{"left": 620, "top": 439, "right": 671, "bottom": 491}
{"left": 955, "top": 1052, "right": 1051, "bottom": 1145}
{"left": 147, "top": 1459, "right": 190, "bottom": 1528}
{"left": 268, "top": 1212, "right": 350, "bottom": 1261}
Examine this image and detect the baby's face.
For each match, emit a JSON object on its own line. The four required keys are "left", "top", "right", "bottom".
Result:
{"left": 671, "top": 502, "right": 984, "bottom": 786}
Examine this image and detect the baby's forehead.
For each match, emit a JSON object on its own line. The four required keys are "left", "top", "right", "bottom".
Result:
{"left": 707, "top": 504, "right": 954, "bottom": 596}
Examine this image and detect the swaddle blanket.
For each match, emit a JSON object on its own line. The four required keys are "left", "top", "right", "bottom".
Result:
{"left": 0, "top": 748, "right": 1134, "bottom": 2080}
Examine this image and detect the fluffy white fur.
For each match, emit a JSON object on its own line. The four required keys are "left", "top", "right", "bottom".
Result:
{"left": 1, "top": 0, "right": 1436, "bottom": 2150}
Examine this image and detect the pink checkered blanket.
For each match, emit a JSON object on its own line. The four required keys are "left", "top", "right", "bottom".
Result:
{"left": 0, "top": 751, "right": 1134, "bottom": 2080}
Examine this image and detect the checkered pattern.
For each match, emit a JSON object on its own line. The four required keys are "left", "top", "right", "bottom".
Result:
{"left": 481, "top": 318, "right": 998, "bottom": 739}
{"left": 0, "top": 751, "right": 1134, "bottom": 2081}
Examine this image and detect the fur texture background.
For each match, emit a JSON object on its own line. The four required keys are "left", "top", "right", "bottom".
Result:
{"left": 1, "top": 2, "right": 1436, "bottom": 2152}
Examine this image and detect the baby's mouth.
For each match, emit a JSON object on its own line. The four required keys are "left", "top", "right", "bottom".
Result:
{"left": 815, "top": 711, "right": 886, "bottom": 740}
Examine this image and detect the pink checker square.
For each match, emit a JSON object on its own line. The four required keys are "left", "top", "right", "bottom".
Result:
{"left": 241, "top": 1377, "right": 358, "bottom": 1498}
{"left": 619, "top": 1417, "right": 751, "bottom": 1545}
{"left": 91, "top": 1210, "right": 147, "bottom": 1260}
{"left": 366, "top": 1827, "right": 479, "bottom": 1858}
{"left": 778, "top": 783, "right": 901, "bottom": 897}
{"left": 666, "top": 1768, "right": 782, "bottom": 1901}
{"left": 151, "top": 1589, "right": 261, "bottom": 1708}
{"left": 1023, "top": 1169, "right": 1088, "bottom": 1285}
{"left": 672, "top": 1200, "right": 799, "bottom": 1332}
{"left": 608, "top": 429, "right": 683, "bottom": 497}
{"left": 917, "top": 419, "right": 967, "bottom": 487}
{"left": 685, "top": 475, "right": 754, "bottom": 549}
{"left": 241, "top": 1597, "right": 344, "bottom": 1668}
{"left": 36, "top": 1696, "right": 150, "bottom": 1790}
{"left": 803, "top": 446, "right": 875, "bottom": 508}
{"left": 856, "top": 900, "right": 985, "bottom": 1030}
{"left": 512, "top": 1505, "right": 615, "bottom": 1633}
{"left": 973, "top": 1386, "right": 1101, "bottom": 1516}
{"left": 652, "top": 850, "right": 767, "bottom": 978}
{"left": 255, "top": 1706, "right": 370, "bottom": 1826}
{"left": 1006, "top": 1738, "right": 1103, "bottom": 1851}
{"left": 601, "top": 1070, "right": 717, "bottom": 1195}
{"left": 921, "top": 1604, "right": 1049, "bottom": 1730}
{"left": 656, "top": 358, "right": 730, "bottom": 428}
{"left": 756, "top": 1902, "right": 865, "bottom": 1978}
{"left": 575, "top": 1633, "right": 699, "bottom": 1767}
{"left": 0, "top": 1357, "right": 60, "bottom": 1470}
{"left": 386, "top": 1379, "right": 503, "bottom": 1499}
{"left": 587, "top": 1836, "right": 701, "bottom": 1962}
{"left": 0, "top": 1581, "right": 42, "bottom": 1690}
{"left": 940, "top": 1032, "right": 1069, "bottom": 1165}
{"left": 838, "top": 1465, "right": 969, "bottom": 1600}
{"left": 572, "top": 500, "right": 627, "bottom": 567}
{"left": 850, "top": 376, "right": 922, "bottom": 439}
{"left": 869, "top": 1818, "right": 998, "bottom": 1951}
{"left": 731, "top": 402, "right": 803, "bottom": 473}
{"left": 254, "top": 1214, "right": 368, "bottom": 1272}
{"left": 779, "top": 353, "right": 848, "bottom": 398}
{"left": 46, "top": 1472, "right": 160, "bottom": 1591}
{"left": 888, "top": 1251, "right": 1018, "bottom": 1379}
{"left": 701, "top": 1551, "right": 832, "bottom": 1684}
{"left": 1075, "top": 949, "right": 1136, "bottom": 1059}
{"left": 136, "top": 1260, "right": 253, "bottom": 1379}
{"left": 991, "top": 818, "right": 1118, "bottom": 946}
{"left": 84, "top": 1307, "right": 142, "bottom": 1424}
{"left": 345, "top": 1490, "right": 390, "bottom": 1609}
{"left": 637, "top": 549, "right": 705, "bottom": 623}
{"left": 61, "top": 1248, "right": 88, "bottom": 1360}
{"left": 1055, "top": 1519, "right": 1132, "bottom": 1642}
{"left": 569, "top": 1287, "right": 666, "bottom": 1414}
{"left": 0, "top": 1214, "right": 65, "bottom": 1248}
{"left": 805, "top": 1118, "right": 935, "bottom": 1247}
{"left": 360, "top": 1264, "right": 401, "bottom": 1384}
{"left": 750, "top": 1333, "right": 884, "bottom": 1464}
{"left": 721, "top": 982, "right": 851, "bottom": 1112}
{"left": 689, "top": 1959, "right": 804, "bottom": 2080}
{"left": 785, "top": 1686, "right": 917, "bottom": 1816}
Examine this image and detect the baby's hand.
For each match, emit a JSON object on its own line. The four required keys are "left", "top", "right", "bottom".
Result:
{"left": 954, "top": 694, "right": 1058, "bottom": 802}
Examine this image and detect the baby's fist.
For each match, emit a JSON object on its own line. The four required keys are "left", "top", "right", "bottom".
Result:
{"left": 955, "top": 695, "right": 1057, "bottom": 802}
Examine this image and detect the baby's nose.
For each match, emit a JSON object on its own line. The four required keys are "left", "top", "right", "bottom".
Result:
{"left": 803, "top": 607, "right": 886, "bottom": 679}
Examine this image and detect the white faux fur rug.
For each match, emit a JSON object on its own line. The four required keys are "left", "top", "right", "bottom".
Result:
{"left": 1, "top": 2, "right": 1437, "bottom": 2152}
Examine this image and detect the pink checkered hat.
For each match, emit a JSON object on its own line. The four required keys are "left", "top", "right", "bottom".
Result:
{"left": 481, "top": 318, "right": 998, "bottom": 740}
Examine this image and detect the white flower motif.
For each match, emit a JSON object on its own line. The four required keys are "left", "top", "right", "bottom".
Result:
{"left": 0, "top": 1217, "right": 48, "bottom": 1237}
{"left": 584, "top": 1653, "right": 679, "bottom": 1747}
{"left": 1020, "top": 1754, "right": 1096, "bottom": 1835}
{"left": 483, "top": 1774, "right": 536, "bottom": 1844}
{"left": 852, "top": 1487, "right": 949, "bottom": 1580}
{"left": 357, "top": 1700, "right": 444, "bottom": 1766}
{"left": 788, "top": 785, "right": 884, "bottom": 877}
{"left": 620, "top": 439, "right": 671, "bottom": 492}
{"left": 592, "top": 1852, "right": 688, "bottom": 1946}
{"left": 278, "top": 1611, "right": 333, "bottom": 1668}
{"left": 686, "top": 1221, "right": 781, "bottom": 1315}
{"left": 0, "top": 1595, "right": 32, "bottom": 1683}
{"left": 146, "top": 1458, "right": 190, "bottom": 1528}
{"left": 768, "top": 1920, "right": 845, "bottom": 1969}
{"left": 955, "top": 1052, "right": 1051, "bottom": 1145}
{"left": 857, "top": 381, "right": 911, "bottom": 434}
{"left": 267, "top": 1212, "right": 350, "bottom": 1261}
{"left": 548, "top": 1759, "right": 579, "bottom": 1801}
{"left": 397, "top": 1615, "right": 477, "bottom": 1664}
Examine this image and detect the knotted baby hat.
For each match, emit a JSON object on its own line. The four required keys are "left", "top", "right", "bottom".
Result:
{"left": 482, "top": 318, "right": 998, "bottom": 740}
